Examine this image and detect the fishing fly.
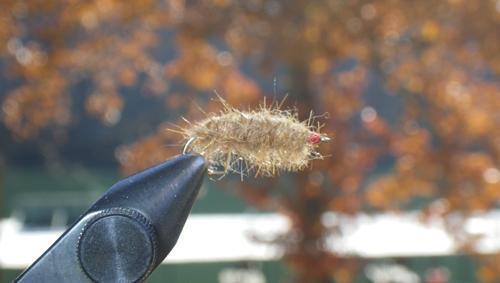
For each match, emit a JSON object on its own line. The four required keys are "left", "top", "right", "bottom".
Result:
{"left": 176, "top": 97, "right": 330, "bottom": 178}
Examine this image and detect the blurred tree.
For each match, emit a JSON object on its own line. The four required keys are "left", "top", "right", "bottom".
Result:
{"left": 1, "top": 1, "right": 499, "bottom": 282}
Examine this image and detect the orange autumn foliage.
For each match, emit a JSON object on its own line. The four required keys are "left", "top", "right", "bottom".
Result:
{"left": 1, "top": 1, "right": 499, "bottom": 282}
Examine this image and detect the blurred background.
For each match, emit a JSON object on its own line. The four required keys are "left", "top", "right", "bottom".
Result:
{"left": 0, "top": 0, "right": 499, "bottom": 282}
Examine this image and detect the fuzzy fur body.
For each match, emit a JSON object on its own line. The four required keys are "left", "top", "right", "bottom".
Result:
{"left": 181, "top": 102, "right": 326, "bottom": 177}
